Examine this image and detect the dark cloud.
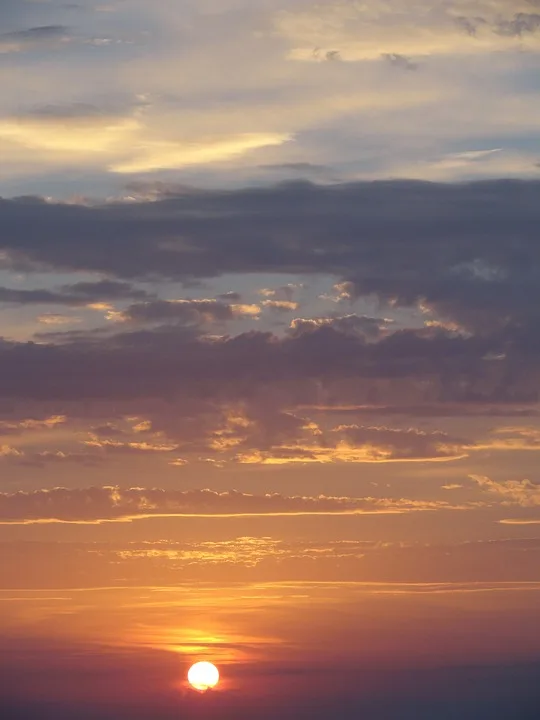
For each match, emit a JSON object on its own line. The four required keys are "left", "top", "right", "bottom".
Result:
{"left": 455, "top": 16, "right": 487, "bottom": 36}
{"left": 259, "top": 163, "right": 331, "bottom": 175}
{"left": 1, "top": 180, "right": 540, "bottom": 428}
{"left": 0, "top": 25, "right": 70, "bottom": 52}
{"left": 304, "top": 403, "right": 539, "bottom": 418}
{"left": 122, "top": 181, "right": 203, "bottom": 201}
{"left": 312, "top": 47, "right": 341, "bottom": 61}
{"left": 2, "top": 180, "right": 540, "bottom": 337}
{"left": 289, "top": 314, "right": 390, "bottom": 341}
{"left": 217, "top": 291, "right": 243, "bottom": 302}
{"left": 0, "top": 280, "right": 152, "bottom": 306}
{"left": 23, "top": 99, "right": 148, "bottom": 121}
{"left": 325, "top": 50, "right": 341, "bottom": 61}
{"left": 0, "top": 486, "right": 456, "bottom": 523}
{"left": 0, "top": 415, "right": 65, "bottom": 435}
{"left": 1, "top": 313, "right": 535, "bottom": 466}
{"left": 0, "top": 320, "right": 535, "bottom": 413}
{"left": 382, "top": 53, "right": 418, "bottom": 71}
{"left": 61, "top": 279, "right": 152, "bottom": 301}
{"left": 333, "top": 424, "right": 465, "bottom": 461}
{"left": 495, "top": 12, "right": 540, "bottom": 37}
{"left": 15, "top": 450, "right": 103, "bottom": 468}
{"left": 117, "top": 298, "right": 255, "bottom": 326}
{"left": 455, "top": 11, "right": 540, "bottom": 38}
{"left": 90, "top": 422, "right": 128, "bottom": 438}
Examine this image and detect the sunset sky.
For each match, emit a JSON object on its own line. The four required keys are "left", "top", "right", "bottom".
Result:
{"left": 1, "top": 1, "right": 540, "bottom": 718}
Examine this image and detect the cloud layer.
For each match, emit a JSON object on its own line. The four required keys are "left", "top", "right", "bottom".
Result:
{"left": 2, "top": 179, "right": 540, "bottom": 340}
{"left": 0, "top": 486, "right": 460, "bottom": 523}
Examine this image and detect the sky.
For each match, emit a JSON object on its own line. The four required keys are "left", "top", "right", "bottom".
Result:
{"left": 1, "top": 1, "right": 540, "bottom": 718}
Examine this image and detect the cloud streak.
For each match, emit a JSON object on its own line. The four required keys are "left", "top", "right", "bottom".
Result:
{"left": 0, "top": 487, "right": 466, "bottom": 524}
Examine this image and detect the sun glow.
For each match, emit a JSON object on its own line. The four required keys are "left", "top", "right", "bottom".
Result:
{"left": 187, "top": 661, "right": 220, "bottom": 691}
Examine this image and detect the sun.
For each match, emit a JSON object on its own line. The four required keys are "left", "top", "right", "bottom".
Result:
{"left": 187, "top": 661, "right": 220, "bottom": 691}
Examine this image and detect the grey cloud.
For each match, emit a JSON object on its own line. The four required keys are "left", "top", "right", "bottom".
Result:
{"left": 495, "top": 13, "right": 540, "bottom": 36}
{"left": 0, "top": 486, "right": 461, "bottom": 523}
{"left": 0, "top": 320, "right": 535, "bottom": 409}
{"left": 306, "top": 404, "right": 539, "bottom": 418}
{"left": 0, "top": 280, "right": 152, "bottom": 306}
{"left": 118, "top": 299, "right": 241, "bottom": 326}
{"left": 0, "top": 415, "right": 66, "bottom": 436}
{"left": 231, "top": 421, "right": 468, "bottom": 465}
{"left": 289, "top": 314, "right": 390, "bottom": 341}
{"left": 61, "top": 279, "right": 152, "bottom": 301}
{"left": 2, "top": 180, "right": 540, "bottom": 339}
{"left": 382, "top": 53, "right": 418, "bottom": 71}
{"left": 335, "top": 425, "right": 465, "bottom": 461}
{"left": 25, "top": 99, "right": 147, "bottom": 121}
{"left": 123, "top": 181, "right": 202, "bottom": 201}
{"left": 259, "top": 163, "right": 330, "bottom": 175}
{"left": 455, "top": 11, "right": 540, "bottom": 38}
{"left": 15, "top": 450, "right": 103, "bottom": 467}
{"left": 217, "top": 291, "right": 242, "bottom": 302}
{"left": 312, "top": 47, "right": 341, "bottom": 61}
{"left": 325, "top": 50, "right": 341, "bottom": 61}
{"left": 0, "top": 25, "right": 70, "bottom": 52}
{"left": 1, "top": 180, "right": 540, "bottom": 412}
{"left": 455, "top": 16, "right": 487, "bottom": 36}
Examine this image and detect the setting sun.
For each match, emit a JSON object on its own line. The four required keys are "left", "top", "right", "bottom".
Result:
{"left": 187, "top": 662, "right": 220, "bottom": 691}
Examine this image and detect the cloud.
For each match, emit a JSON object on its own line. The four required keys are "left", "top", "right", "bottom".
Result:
{"left": 289, "top": 314, "right": 391, "bottom": 341}
{"left": 263, "top": 300, "right": 299, "bottom": 313}
{"left": 0, "top": 107, "right": 290, "bottom": 178}
{"left": 113, "top": 299, "right": 260, "bottom": 326}
{"left": 473, "top": 426, "right": 540, "bottom": 451}
{"left": 382, "top": 53, "right": 418, "bottom": 71}
{"left": 299, "top": 404, "right": 540, "bottom": 418}
{"left": 455, "top": 16, "right": 487, "bottom": 37}
{"left": 0, "top": 318, "right": 534, "bottom": 420}
{"left": 83, "top": 438, "right": 179, "bottom": 454}
{"left": 109, "top": 133, "right": 292, "bottom": 174}
{"left": 259, "top": 163, "right": 331, "bottom": 176}
{"left": 495, "top": 13, "right": 540, "bottom": 37}
{"left": 0, "top": 416, "right": 66, "bottom": 436}
{"left": 2, "top": 179, "right": 539, "bottom": 339}
{"left": 235, "top": 425, "right": 467, "bottom": 464}
{"left": 471, "top": 474, "right": 540, "bottom": 506}
{"left": 0, "top": 113, "right": 141, "bottom": 155}
{"left": 217, "top": 291, "right": 243, "bottom": 302}
{"left": 5, "top": 536, "right": 540, "bottom": 588}
{"left": 0, "top": 25, "right": 70, "bottom": 53}
{"left": 277, "top": 1, "right": 540, "bottom": 62}
{"left": 36, "top": 314, "right": 81, "bottom": 326}
{"left": 1, "top": 180, "right": 540, "bottom": 440}
{"left": 0, "top": 280, "right": 152, "bottom": 307}
{"left": 0, "top": 486, "right": 467, "bottom": 524}
{"left": 24, "top": 101, "right": 148, "bottom": 122}
{"left": 16, "top": 450, "right": 103, "bottom": 468}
